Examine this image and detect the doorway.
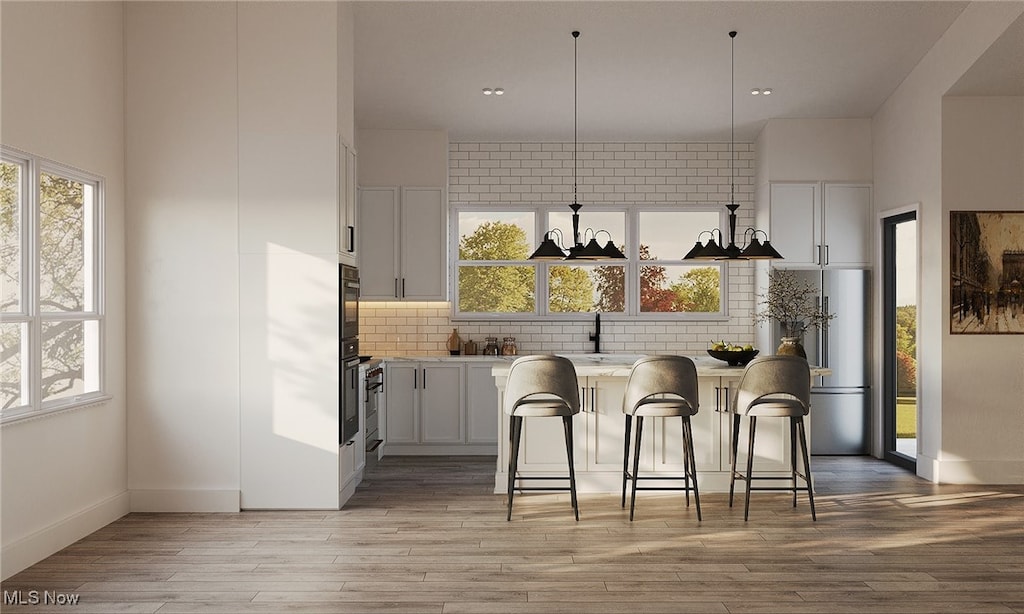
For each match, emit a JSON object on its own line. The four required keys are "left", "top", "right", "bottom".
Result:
{"left": 882, "top": 211, "right": 917, "bottom": 470}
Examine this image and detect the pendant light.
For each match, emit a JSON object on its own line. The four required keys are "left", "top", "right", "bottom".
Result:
{"left": 530, "top": 31, "right": 625, "bottom": 261}
{"left": 683, "top": 31, "right": 782, "bottom": 261}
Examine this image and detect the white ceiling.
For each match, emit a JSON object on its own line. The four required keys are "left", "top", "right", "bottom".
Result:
{"left": 353, "top": 1, "right": 973, "bottom": 142}
{"left": 948, "top": 12, "right": 1024, "bottom": 97}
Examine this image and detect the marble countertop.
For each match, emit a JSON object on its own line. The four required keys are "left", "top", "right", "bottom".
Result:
{"left": 372, "top": 353, "right": 829, "bottom": 378}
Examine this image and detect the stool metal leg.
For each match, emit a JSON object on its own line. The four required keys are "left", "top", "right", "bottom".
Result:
{"left": 797, "top": 417, "right": 816, "bottom": 521}
{"left": 683, "top": 417, "right": 702, "bottom": 522}
{"left": 681, "top": 417, "right": 690, "bottom": 507}
{"left": 621, "top": 414, "right": 633, "bottom": 508}
{"left": 507, "top": 415, "right": 523, "bottom": 521}
{"left": 728, "top": 413, "right": 740, "bottom": 507}
{"left": 563, "top": 415, "right": 579, "bottom": 521}
{"left": 744, "top": 416, "right": 757, "bottom": 521}
{"left": 629, "top": 416, "right": 644, "bottom": 521}
{"left": 789, "top": 417, "right": 798, "bottom": 508}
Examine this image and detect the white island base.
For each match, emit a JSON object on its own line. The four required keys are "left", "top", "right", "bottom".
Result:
{"left": 491, "top": 355, "right": 831, "bottom": 494}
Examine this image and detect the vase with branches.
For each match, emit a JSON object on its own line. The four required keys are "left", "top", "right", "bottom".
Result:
{"left": 755, "top": 269, "right": 834, "bottom": 356}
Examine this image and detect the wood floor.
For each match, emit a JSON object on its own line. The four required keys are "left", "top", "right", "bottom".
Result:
{"left": 3, "top": 455, "right": 1024, "bottom": 613}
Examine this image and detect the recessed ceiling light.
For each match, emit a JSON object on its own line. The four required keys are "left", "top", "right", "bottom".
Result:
{"left": 762, "top": 88, "right": 773, "bottom": 95}
{"left": 482, "top": 88, "right": 493, "bottom": 95}
{"left": 494, "top": 88, "right": 504, "bottom": 96}
{"left": 751, "top": 88, "right": 760, "bottom": 95}
{"left": 751, "top": 87, "right": 773, "bottom": 96}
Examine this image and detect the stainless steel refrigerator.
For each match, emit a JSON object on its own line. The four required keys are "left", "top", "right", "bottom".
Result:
{"left": 773, "top": 269, "right": 870, "bottom": 454}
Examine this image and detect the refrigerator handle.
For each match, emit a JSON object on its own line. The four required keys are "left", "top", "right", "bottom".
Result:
{"left": 822, "top": 295, "right": 830, "bottom": 371}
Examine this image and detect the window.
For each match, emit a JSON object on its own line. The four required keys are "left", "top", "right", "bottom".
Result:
{"left": 1, "top": 148, "right": 105, "bottom": 422}
{"left": 452, "top": 205, "right": 726, "bottom": 319}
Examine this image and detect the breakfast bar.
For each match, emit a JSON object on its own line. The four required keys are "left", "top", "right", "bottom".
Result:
{"left": 491, "top": 354, "right": 831, "bottom": 493}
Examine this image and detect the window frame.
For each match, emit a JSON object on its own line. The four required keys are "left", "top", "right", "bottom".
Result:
{"left": 451, "top": 203, "right": 729, "bottom": 321}
{"left": 1, "top": 147, "right": 108, "bottom": 424}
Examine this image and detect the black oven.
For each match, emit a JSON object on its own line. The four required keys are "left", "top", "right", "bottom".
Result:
{"left": 341, "top": 348, "right": 360, "bottom": 444}
{"left": 340, "top": 264, "right": 359, "bottom": 341}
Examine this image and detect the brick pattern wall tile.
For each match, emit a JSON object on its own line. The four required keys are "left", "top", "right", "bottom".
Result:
{"left": 360, "top": 141, "right": 763, "bottom": 357}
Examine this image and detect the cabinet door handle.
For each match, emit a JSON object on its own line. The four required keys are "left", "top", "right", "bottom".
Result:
{"left": 724, "top": 386, "right": 731, "bottom": 413}
{"left": 590, "top": 387, "right": 596, "bottom": 413}
{"left": 402, "top": 278, "right": 406, "bottom": 298}
{"left": 394, "top": 278, "right": 399, "bottom": 298}
{"left": 580, "top": 387, "right": 587, "bottom": 412}
{"left": 422, "top": 368, "right": 427, "bottom": 389}
{"left": 348, "top": 225, "right": 355, "bottom": 253}
{"left": 413, "top": 369, "right": 417, "bottom": 389}
{"left": 815, "top": 244, "right": 822, "bottom": 265}
{"left": 714, "top": 386, "right": 721, "bottom": 412}
{"left": 824, "top": 244, "right": 830, "bottom": 265}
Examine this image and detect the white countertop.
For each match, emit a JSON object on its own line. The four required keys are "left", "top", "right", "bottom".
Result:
{"left": 372, "top": 353, "right": 829, "bottom": 378}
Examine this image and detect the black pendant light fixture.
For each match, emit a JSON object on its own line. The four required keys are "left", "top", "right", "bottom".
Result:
{"left": 683, "top": 31, "right": 782, "bottom": 261}
{"left": 530, "top": 31, "right": 626, "bottom": 261}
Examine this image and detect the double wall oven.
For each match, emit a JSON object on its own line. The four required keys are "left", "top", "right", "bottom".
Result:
{"left": 340, "top": 264, "right": 360, "bottom": 445}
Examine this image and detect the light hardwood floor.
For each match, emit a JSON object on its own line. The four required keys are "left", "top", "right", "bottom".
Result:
{"left": 3, "top": 455, "right": 1023, "bottom": 613}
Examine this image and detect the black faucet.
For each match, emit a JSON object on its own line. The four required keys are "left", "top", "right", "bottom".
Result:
{"left": 589, "top": 313, "right": 601, "bottom": 353}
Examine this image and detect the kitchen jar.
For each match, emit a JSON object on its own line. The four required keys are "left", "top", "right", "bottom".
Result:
{"left": 483, "top": 337, "right": 500, "bottom": 356}
{"left": 501, "top": 337, "right": 518, "bottom": 356}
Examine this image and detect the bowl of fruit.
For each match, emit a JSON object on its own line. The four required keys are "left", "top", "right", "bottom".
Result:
{"left": 707, "top": 341, "right": 759, "bottom": 366}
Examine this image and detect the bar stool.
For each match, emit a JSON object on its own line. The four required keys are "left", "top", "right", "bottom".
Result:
{"left": 621, "top": 355, "right": 701, "bottom": 521}
{"left": 504, "top": 355, "right": 582, "bottom": 521}
{"left": 728, "top": 355, "right": 816, "bottom": 521}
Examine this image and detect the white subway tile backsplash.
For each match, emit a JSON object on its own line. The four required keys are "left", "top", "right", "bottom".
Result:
{"left": 360, "top": 140, "right": 761, "bottom": 357}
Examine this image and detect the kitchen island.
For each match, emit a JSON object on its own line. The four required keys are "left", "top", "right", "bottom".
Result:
{"left": 491, "top": 354, "right": 831, "bottom": 493}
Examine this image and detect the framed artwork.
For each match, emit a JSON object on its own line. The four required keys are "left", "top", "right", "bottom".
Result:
{"left": 950, "top": 211, "right": 1024, "bottom": 334}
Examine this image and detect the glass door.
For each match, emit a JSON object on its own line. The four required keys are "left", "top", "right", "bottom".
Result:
{"left": 882, "top": 211, "right": 917, "bottom": 470}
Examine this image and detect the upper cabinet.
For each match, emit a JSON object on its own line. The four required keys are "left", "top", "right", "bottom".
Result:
{"left": 338, "top": 140, "right": 357, "bottom": 263}
{"left": 358, "top": 186, "right": 447, "bottom": 300}
{"left": 769, "top": 182, "right": 872, "bottom": 268}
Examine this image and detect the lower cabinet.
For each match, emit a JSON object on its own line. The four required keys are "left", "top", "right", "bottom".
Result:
{"left": 385, "top": 360, "right": 501, "bottom": 454}
{"left": 496, "top": 372, "right": 807, "bottom": 492}
{"left": 719, "top": 377, "right": 797, "bottom": 473}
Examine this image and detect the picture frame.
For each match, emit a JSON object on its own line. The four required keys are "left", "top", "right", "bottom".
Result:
{"left": 950, "top": 210, "right": 1024, "bottom": 334}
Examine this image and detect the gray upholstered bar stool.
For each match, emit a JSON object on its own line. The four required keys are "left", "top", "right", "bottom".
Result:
{"left": 728, "top": 355, "right": 816, "bottom": 521}
{"left": 621, "top": 355, "right": 701, "bottom": 521}
{"left": 504, "top": 355, "right": 582, "bottom": 521}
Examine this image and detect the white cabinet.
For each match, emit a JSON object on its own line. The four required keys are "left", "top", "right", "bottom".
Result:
{"left": 506, "top": 376, "right": 722, "bottom": 476}
{"left": 769, "top": 182, "right": 871, "bottom": 268}
{"left": 338, "top": 140, "right": 357, "bottom": 261}
{"left": 717, "top": 377, "right": 797, "bottom": 474}
{"left": 385, "top": 363, "right": 464, "bottom": 445}
{"left": 466, "top": 363, "right": 500, "bottom": 445}
{"left": 358, "top": 186, "right": 447, "bottom": 300}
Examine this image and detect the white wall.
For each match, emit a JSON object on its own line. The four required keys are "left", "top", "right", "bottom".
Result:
{"left": 0, "top": 1, "right": 128, "bottom": 578}
{"left": 125, "top": 2, "right": 241, "bottom": 512}
{"left": 757, "top": 119, "right": 873, "bottom": 183}
{"left": 940, "top": 96, "right": 1024, "bottom": 482}
{"left": 872, "top": 2, "right": 1024, "bottom": 482}
{"left": 356, "top": 129, "right": 449, "bottom": 187}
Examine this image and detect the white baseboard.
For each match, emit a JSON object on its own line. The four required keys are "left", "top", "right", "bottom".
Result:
{"left": 932, "top": 459, "right": 1024, "bottom": 484}
{"left": 384, "top": 444, "right": 498, "bottom": 456}
{"left": 129, "top": 489, "right": 240, "bottom": 512}
{"left": 2, "top": 491, "right": 130, "bottom": 581}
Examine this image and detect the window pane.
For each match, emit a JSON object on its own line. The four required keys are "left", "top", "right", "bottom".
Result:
{"left": 549, "top": 265, "right": 626, "bottom": 313}
{"left": 639, "top": 211, "right": 719, "bottom": 260}
{"left": 458, "top": 211, "right": 535, "bottom": 260}
{"left": 1, "top": 161, "right": 22, "bottom": 313}
{"left": 41, "top": 319, "right": 99, "bottom": 403}
{"left": 1, "top": 322, "right": 27, "bottom": 409}
{"left": 458, "top": 265, "right": 535, "bottom": 313}
{"left": 40, "top": 172, "right": 92, "bottom": 312}
{"left": 550, "top": 210, "right": 625, "bottom": 254}
{"left": 640, "top": 265, "right": 721, "bottom": 313}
